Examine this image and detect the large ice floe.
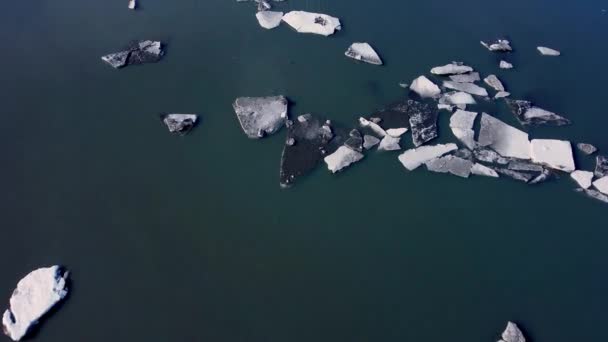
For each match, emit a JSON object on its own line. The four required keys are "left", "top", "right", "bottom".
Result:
{"left": 430, "top": 62, "right": 473, "bottom": 75}
{"left": 504, "top": 99, "right": 571, "bottom": 126}
{"left": 344, "top": 43, "right": 383, "bottom": 65}
{"left": 101, "top": 40, "right": 164, "bottom": 69}
{"left": 161, "top": 114, "right": 198, "bottom": 135}
{"left": 449, "top": 110, "right": 478, "bottom": 149}
{"left": 2, "top": 266, "right": 69, "bottom": 341}
{"left": 280, "top": 114, "right": 335, "bottom": 187}
{"left": 282, "top": 11, "right": 341, "bottom": 36}
{"left": 498, "top": 322, "right": 526, "bottom": 342}
{"left": 478, "top": 113, "right": 531, "bottom": 159}
{"left": 442, "top": 81, "right": 489, "bottom": 97}
{"left": 410, "top": 76, "right": 441, "bottom": 98}
{"left": 530, "top": 139, "right": 575, "bottom": 172}
{"left": 233, "top": 96, "right": 288, "bottom": 138}
{"left": 398, "top": 143, "right": 458, "bottom": 170}
{"left": 256, "top": 11, "right": 284, "bottom": 29}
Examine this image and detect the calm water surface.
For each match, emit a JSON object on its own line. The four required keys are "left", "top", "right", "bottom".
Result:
{"left": 0, "top": 0, "right": 607, "bottom": 341}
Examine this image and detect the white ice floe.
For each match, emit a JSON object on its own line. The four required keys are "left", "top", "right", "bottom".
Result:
{"left": 386, "top": 128, "right": 408, "bottom": 138}
{"left": 410, "top": 76, "right": 441, "bottom": 98}
{"left": 450, "top": 110, "right": 478, "bottom": 149}
{"left": 593, "top": 176, "right": 608, "bottom": 195}
{"left": 344, "top": 42, "right": 382, "bottom": 65}
{"left": 537, "top": 46, "right": 561, "bottom": 56}
{"left": 500, "top": 60, "right": 514, "bottom": 69}
{"left": 449, "top": 72, "right": 480, "bottom": 83}
{"left": 495, "top": 91, "right": 511, "bottom": 99}
{"left": 363, "top": 135, "right": 380, "bottom": 149}
{"left": 481, "top": 39, "right": 512, "bottom": 52}
{"left": 324, "top": 146, "right": 364, "bottom": 173}
{"left": 282, "top": 11, "right": 341, "bottom": 36}
{"left": 256, "top": 11, "right": 284, "bottom": 29}
{"left": 359, "top": 117, "right": 386, "bottom": 137}
{"left": 430, "top": 63, "right": 473, "bottom": 75}
{"left": 478, "top": 113, "right": 531, "bottom": 159}
{"left": 499, "top": 322, "right": 526, "bottom": 342}
{"left": 397, "top": 143, "right": 458, "bottom": 170}
{"left": 2, "top": 266, "right": 69, "bottom": 341}
{"left": 571, "top": 170, "right": 594, "bottom": 189}
{"left": 472, "top": 163, "right": 499, "bottom": 178}
{"left": 128, "top": 0, "right": 136, "bottom": 10}
{"left": 443, "top": 81, "right": 489, "bottom": 97}
{"left": 378, "top": 135, "right": 401, "bottom": 151}
{"left": 442, "top": 92, "right": 476, "bottom": 106}
{"left": 530, "top": 139, "right": 575, "bottom": 172}
{"left": 484, "top": 75, "right": 505, "bottom": 92}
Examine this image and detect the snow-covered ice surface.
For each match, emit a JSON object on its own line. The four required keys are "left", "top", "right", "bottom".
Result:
{"left": 344, "top": 42, "right": 382, "bottom": 65}
{"left": 397, "top": 143, "right": 458, "bottom": 170}
{"left": 478, "top": 113, "right": 531, "bottom": 159}
{"left": 2, "top": 266, "right": 69, "bottom": 341}
{"left": 530, "top": 139, "right": 575, "bottom": 172}
{"left": 282, "top": 11, "right": 341, "bottom": 36}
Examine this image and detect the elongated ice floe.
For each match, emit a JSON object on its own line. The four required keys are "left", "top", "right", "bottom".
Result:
{"left": 472, "top": 163, "right": 499, "bottom": 177}
{"left": 449, "top": 72, "right": 480, "bottom": 83}
{"left": 571, "top": 170, "right": 594, "bottom": 189}
{"left": 481, "top": 39, "right": 512, "bottom": 52}
{"left": 397, "top": 143, "right": 458, "bottom": 170}
{"left": 440, "top": 92, "right": 476, "bottom": 107}
{"left": 450, "top": 110, "right": 478, "bottom": 149}
{"left": 2, "top": 266, "right": 69, "bottom": 341}
{"left": 256, "top": 11, "right": 284, "bottom": 29}
{"left": 530, "top": 139, "right": 575, "bottom": 172}
{"left": 478, "top": 113, "right": 531, "bottom": 159}
{"left": 344, "top": 42, "right": 383, "bottom": 65}
{"left": 504, "top": 99, "right": 571, "bottom": 126}
{"left": 282, "top": 11, "right": 341, "bottom": 36}
{"left": 430, "top": 62, "right": 473, "bottom": 75}
{"left": 410, "top": 76, "right": 441, "bottom": 98}
{"left": 537, "top": 46, "right": 561, "bottom": 56}
{"left": 443, "top": 81, "right": 489, "bottom": 97}
{"left": 484, "top": 75, "right": 505, "bottom": 92}
{"left": 324, "top": 146, "right": 364, "bottom": 173}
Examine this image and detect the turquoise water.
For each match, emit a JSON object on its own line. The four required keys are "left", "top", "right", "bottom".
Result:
{"left": 0, "top": 0, "right": 607, "bottom": 341}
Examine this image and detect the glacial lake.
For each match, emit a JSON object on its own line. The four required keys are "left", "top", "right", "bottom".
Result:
{"left": 0, "top": 0, "right": 607, "bottom": 341}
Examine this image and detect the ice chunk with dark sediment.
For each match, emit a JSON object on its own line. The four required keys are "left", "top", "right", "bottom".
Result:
{"left": 161, "top": 114, "right": 198, "bottom": 134}
{"left": 324, "top": 146, "right": 364, "bottom": 173}
{"left": 410, "top": 76, "right": 441, "bottom": 98}
{"left": 504, "top": 99, "right": 571, "bottom": 126}
{"left": 530, "top": 139, "right": 576, "bottom": 172}
{"left": 494, "top": 168, "right": 536, "bottom": 183}
{"left": 449, "top": 72, "right": 480, "bottom": 83}
{"left": 473, "top": 148, "right": 510, "bottom": 165}
{"left": 471, "top": 163, "right": 499, "bottom": 177}
{"left": 398, "top": 143, "right": 458, "bottom": 170}
{"left": 344, "top": 42, "right": 383, "bottom": 65}
{"left": 282, "top": 11, "right": 341, "bottom": 36}
{"left": 430, "top": 62, "right": 473, "bottom": 75}
{"left": 507, "top": 160, "right": 545, "bottom": 173}
{"left": 449, "top": 109, "right": 478, "bottom": 149}
{"left": 424, "top": 155, "right": 473, "bottom": 178}
{"left": 344, "top": 129, "right": 363, "bottom": 152}
{"left": 256, "top": 11, "right": 284, "bottom": 29}
{"left": 498, "top": 322, "right": 526, "bottom": 342}
{"left": 484, "top": 75, "right": 505, "bottom": 92}
{"left": 443, "top": 81, "right": 489, "bottom": 97}
{"left": 101, "top": 40, "right": 164, "bottom": 69}
{"left": 233, "top": 96, "right": 288, "bottom": 138}
{"left": 577, "top": 188, "right": 608, "bottom": 204}
{"left": 481, "top": 39, "right": 512, "bottom": 52}
{"left": 478, "top": 113, "right": 531, "bottom": 159}
{"left": 403, "top": 100, "right": 439, "bottom": 146}
{"left": 577, "top": 143, "right": 597, "bottom": 155}
{"left": 280, "top": 115, "right": 335, "bottom": 187}
{"left": 2, "top": 266, "right": 69, "bottom": 341}
{"left": 537, "top": 46, "right": 561, "bottom": 56}
{"left": 363, "top": 135, "right": 380, "bottom": 149}
{"left": 595, "top": 155, "right": 608, "bottom": 177}
{"left": 571, "top": 170, "right": 594, "bottom": 189}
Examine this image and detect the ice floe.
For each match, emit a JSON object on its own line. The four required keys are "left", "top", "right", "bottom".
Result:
{"left": 478, "top": 113, "right": 531, "bottom": 159}
{"left": 530, "top": 139, "right": 575, "bottom": 172}
{"left": 449, "top": 109, "right": 478, "bottom": 149}
{"left": 430, "top": 62, "right": 473, "bottom": 75}
{"left": 256, "top": 11, "right": 284, "bottom": 29}
{"left": 282, "top": 11, "right": 341, "bottom": 36}
{"left": 398, "top": 143, "right": 458, "bottom": 171}
{"left": 324, "top": 146, "right": 364, "bottom": 173}
{"left": 571, "top": 170, "right": 594, "bottom": 189}
{"left": 443, "top": 80, "right": 489, "bottom": 97}
{"left": 161, "top": 114, "right": 198, "bottom": 134}
{"left": 410, "top": 76, "right": 441, "bottom": 98}
{"left": 345, "top": 42, "right": 383, "bottom": 65}
{"left": 233, "top": 96, "right": 288, "bottom": 138}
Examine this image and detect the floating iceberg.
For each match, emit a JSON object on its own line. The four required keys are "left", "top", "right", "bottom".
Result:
{"left": 571, "top": 170, "right": 594, "bottom": 189}
{"left": 530, "top": 139, "right": 575, "bottom": 172}
{"left": 324, "top": 146, "right": 364, "bottom": 173}
{"left": 256, "top": 11, "right": 284, "bottom": 29}
{"left": 233, "top": 96, "right": 288, "bottom": 138}
{"left": 282, "top": 11, "right": 341, "bottom": 36}
{"left": 410, "top": 76, "right": 441, "bottom": 98}
{"left": 345, "top": 42, "right": 383, "bottom": 65}
{"left": 478, "top": 113, "right": 531, "bottom": 159}
{"left": 450, "top": 109, "right": 478, "bottom": 149}
{"left": 398, "top": 143, "right": 458, "bottom": 171}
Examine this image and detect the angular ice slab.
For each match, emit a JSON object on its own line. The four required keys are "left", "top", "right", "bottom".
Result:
{"left": 430, "top": 62, "right": 473, "bottom": 75}
{"left": 500, "top": 60, "right": 514, "bottom": 69}
{"left": 2, "top": 266, "right": 69, "bottom": 341}
{"left": 471, "top": 163, "right": 499, "bottom": 177}
{"left": 410, "top": 76, "right": 441, "bottom": 98}
{"left": 345, "top": 42, "right": 382, "bottom": 65}
{"left": 101, "top": 40, "right": 164, "bottom": 69}
{"left": 530, "top": 139, "right": 575, "bottom": 172}
{"left": 481, "top": 39, "right": 512, "bottom": 52}
{"left": 484, "top": 75, "right": 505, "bottom": 92}
{"left": 478, "top": 113, "right": 531, "bottom": 159}
{"left": 324, "top": 146, "right": 364, "bottom": 173}
{"left": 425, "top": 155, "right": 473, "bottom": 178}
{"left": 504, "top": 99, "right": 570, "bottom": 126}
{"left": 593, "top": 176, "right": 608, "bottom": 195}
{"left": 398, "top": 143, "right": 458, "bottom": 170}
{"left": 498, "top": 321, "right": 526, "bottom": 342}
{"left": 571, "top": 170, "right": 594, "bottom": 189}
{"left": 443, "top": 81, "right": 489, "bottom": 97}
{"left": 233, "top": 96, "right": 288, "bottom": 138}
{"left": 282, "top": 11, "right": 341, "bottom": 36}
{"left": 450, "top": 110, "right": 478, "bottom": 149}
{"left": 161, "top": 114, "right": 198, "bottom": 134}
{"left": 256, "top": 11, "right": 284, "bottom": 29}
{"left": 538, "top": 46, "right": 561, "bottom": 56}
{"left": 449, "top": 72, "right": 480, "bottom": 83}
